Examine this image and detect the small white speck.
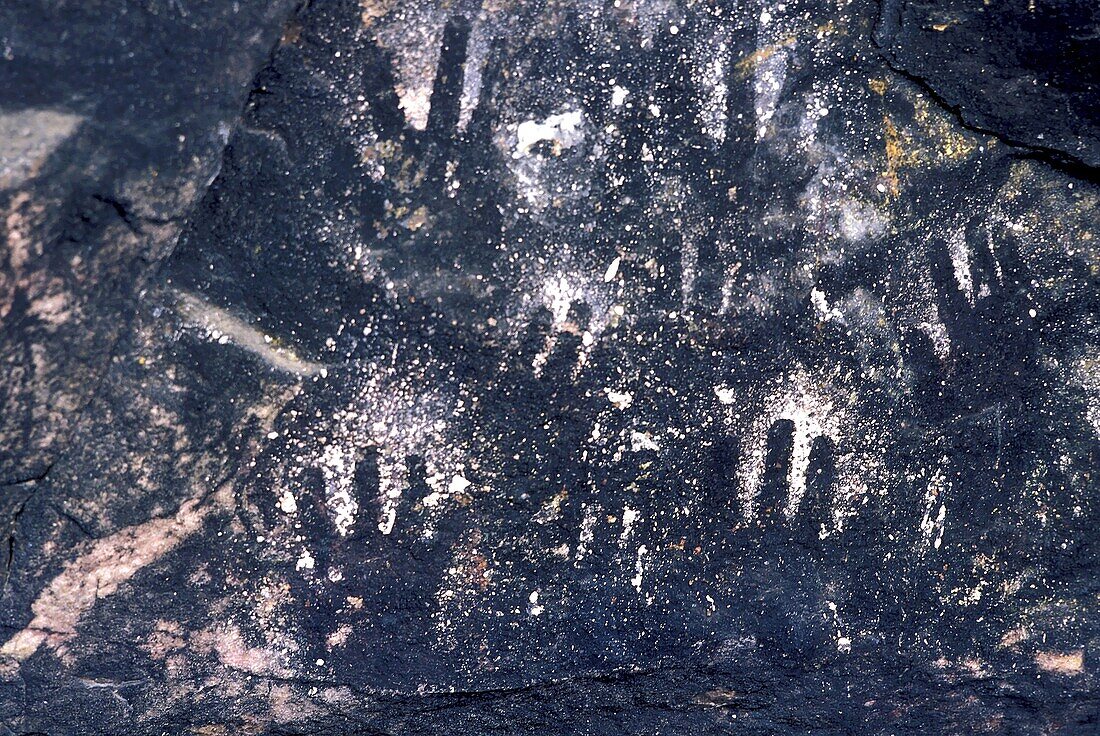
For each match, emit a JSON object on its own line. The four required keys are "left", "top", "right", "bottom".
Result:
{"left": 528, "top": 590, "right": 544, "bottom": 616}
{"left": 448, "top": 473, "right": 472, "bottom": 495}
{"left": 296, "top": 550, "right": 315, "bottom": 570}
{"left": 604, "top": 256, "right": 621, "bottom": 283}
{"left": 630, "top": 431, "right": 659, "bottom": 452}
{"left": 278, "top": 490, "right": 298, "bottom": 514}
{"left": 631, "top": 545, "right": 647, "bottom": 592}
{"left": 622, "top": 506, "right": 639, "bottom": 539}
{"left": 606, "top": 389, "right": 633, "bottom": 409}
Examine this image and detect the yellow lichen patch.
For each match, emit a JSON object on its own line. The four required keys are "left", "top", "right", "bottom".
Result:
{"left": 360, "top": 138, "right": 402, "bottom": 169}
{"left": 396, "top": 155, "right": 427, "bottom": 194}
{"left": 404, "top": 205, "right": 430, "bottom": 231}
{"left": 868, "top": 78, "right": 887, "bottom": 96}
{"left": 879, "top": 94, "right": 980, "bottom": 196}
{"left": 365, "top": 136, "right": 425, "bottom": 195}
{"left": 734, "top": 37, "right": 796, "bottom": 80}
{"left": 1035, "top": 650, "right": 1084, "bottom": 675}
{"left": 359, "top": 0, "right": 398, "bottom": 30}
{"left": 279, "top": 18, "right": 302, "bottom": 46}
{"left": 451, "top": 529, "right": 492, "bottom": 593}
{"left": 882, "top": 115, "right": 916, "bottom": 197}
{"left": 733, "top": 19, "right": 840, "bottom": 79}
{"left": 912, "top": 97, "right": 977, "bottom": 162}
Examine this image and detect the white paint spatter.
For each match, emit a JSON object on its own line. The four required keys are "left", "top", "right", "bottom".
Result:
{"left": 621, "top": 506, "right": 639, "bottom": 541}
{"left": 694, "top": 30, "right": 729, "bottom": 144}
{"left": 630, "top": 430, "right": 660, "bottom": 452}
{"left": 544, "top": 274, "right": 584, "bottom": 329}
{"left": 372, "top": 3, "right": 447, "bottom": 131}
{"left": 825, "top": 600, "right": 851, "bottom": 653}
{"left": 296, "top": 549, "right": 316, "bottom": 571}
{"left": 456, "top": 18, "right": 490, "bottom": 132}
{"left": 837, "top": 199, "right": 887, "bottom": 244}
{"left": 751, "top": 45, "right": 788, "bottom": 140}
{"left": 515, "top": 263, "right": 616, "bottom": 378}
{"left": 738, "top": 365, "right": 848, "bottom": 517}
{"left": 603, "top": 256, "right": 621, "bottom": 283}
{"left": 363, "top": 385, "right": 466, "bottom": 536}
{"left": 681, "top": 234, "right": 699, "bottom": 307}
{"left": 278, "top": 490, "right": 298, "bottom": 514}
{"left": 527, "top": 590, "right": 544, "bottom": 617}
{"left": 631, "top": 544, "right": 648, "bottom": 593}
{"left": 893, "top": 267, "right": 952, "bottom": 364}
{"left": 378, "top": 505, "right": 398, "bottom": 536}
{"left": 574, "top": 504, "right": 598, "bottom": 563}
{"left": 606, "top": 389, "right": 633, "bottom": 410}
{"left": 946, "top": 227, "right": 974, "bottom": 303}
{"left": 611, "top": 85, "right": 629, "bottom": 108}
{"left": 278, "top": 360, "right": 466, "bottom": 540}
{"left": 500, "top": 106, "right": 591, "bottom": 214}
{"left": 514, "top": 110, "right": 586, "bottom": 158}
{"left": 1070, "top": 348, "right": 1100, "bottom": 439}
{"left": 917, "top": 301, "right": 952, "bottom": 363}
{"left": 920, "top": 463, "right": 949, "bottom": 551}
{"left": 810, "top": 287, "right": 844, "bottom": 323}
{"left": 795, "top": 88, "right": 830, "bottom": 150}
{"left": 318, "top": 443, "right": 359, "bottom": 537}
{"left": 714, "top": 385, "right": 737, "bottom": 405}
{"left": 799, "top": 155, "right": 888, "bottom": 249}
{"left": 529, "top": 275, "right": 585, "bottom": 376}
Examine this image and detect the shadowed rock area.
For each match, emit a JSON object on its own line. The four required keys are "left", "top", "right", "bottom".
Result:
{"left": 1, "top": 1, "right": 1097, "bottom": 734}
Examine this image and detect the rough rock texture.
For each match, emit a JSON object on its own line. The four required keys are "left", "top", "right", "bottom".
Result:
{"left": 1, "top": 1, "right": 1097, "bottom": 734}
{"left": 0, "top": 0, "right": 297, "bottom": 485}
{"left": 877, "top": 0, "right": 1100, "bottom": 169}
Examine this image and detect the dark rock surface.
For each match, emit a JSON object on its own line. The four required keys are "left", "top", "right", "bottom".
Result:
{"left": 1, "top": 1, "right": 1097, "bottom": 734}
{"left": 0, "top": 0, "right": 297, "bottom": 485}
{"left": 876, "top": 0, "right": 1100, "bottom": 169}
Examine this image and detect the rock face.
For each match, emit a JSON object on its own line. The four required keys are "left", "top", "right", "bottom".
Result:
{"left": 0, "top": 1, "right": 1097, "bottom": 734}
{"left": 876, "top": 0, "right": 1100, "bottom": 169}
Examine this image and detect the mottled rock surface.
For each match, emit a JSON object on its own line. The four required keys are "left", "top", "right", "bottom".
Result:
{"left": 1, "top": 1, "right": 1097, "bottom": 734}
